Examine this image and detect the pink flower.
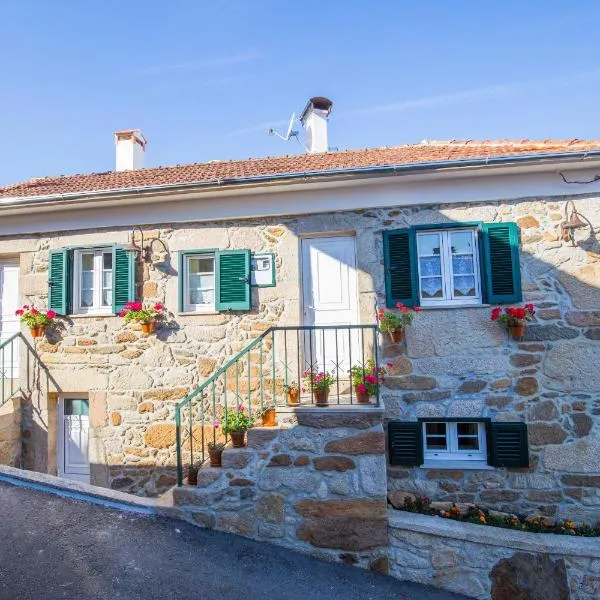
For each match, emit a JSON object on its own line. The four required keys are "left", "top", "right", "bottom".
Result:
{"left": 401, "top": 306, "right": 409, "bottom": 313}
{"left": 46, "top": 310, "right": 56, "bottom": 319}
{"left": 396, "top": 302, "right": 404, "bottom": 308}
{"left": 30, "top": 308, "right": 39, "bottom": 315}
{"left": 386, "top": 362, "right": 393, "bottom": 368}
{"left": 239, "top": 405, "right": 246, "bottom": 412}
{"left": 365, "top": 374, "right": 377, "bottom": 384}
{"left": 357, "top": 384, "right": 367, "bottom": 394}
{"left": 213, "top": 420, "right": 220, "bottom": 429}
{"left": 15, "top": 309, "right": 23, "bottom": 316}
{"left": 490, "top": 307, "right": 502, "bottom": 321}
{"left": 23, "top": 305, "right": 29, "bottom": 310}
{"left": 153, "top": 303, "right": 164, "bottom": 311}
{"left": 414, "top": 306, "right": 421, "bottom": 312}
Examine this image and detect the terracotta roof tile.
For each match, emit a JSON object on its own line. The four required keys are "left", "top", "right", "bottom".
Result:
{"left": 2, "top": 139, "right": 599, "bottom": 200}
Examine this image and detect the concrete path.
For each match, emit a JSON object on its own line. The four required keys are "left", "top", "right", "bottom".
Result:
{"left": 0, "top": 482, "right": 467, "bottom": 600}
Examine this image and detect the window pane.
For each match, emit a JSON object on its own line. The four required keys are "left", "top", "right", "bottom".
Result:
{"left": 450, "top": 231, "right": 474, "bottom": 254}
{"left": 190, "top": 289, "right": 215, "bottom": 305}
{"left": 421, "top": 277, "right": 443, "bottom": 298}
{"left": 189, "top": 257, "right": 214, "bottom": 274}
{"left": 457, "top": 422, "right": 479, "bottom": 436}
{"left": 419, "top": 256, "right": 441, "bottom": 277}
{"left": 81, "top": 271, "right": 94, "bottom": 290}
{"left": 81, "top": 289, "right": 93, "bottom": 308}
{"left": 82, "top": 253, "right": 94, "bottom": 271}
{"left": 418, "top": 233, "right": 441, "bottom": 256}
{"left": 457, "top": 436, "right": 480, "bottom": 451}
{"left": 426, "top": 422, "right": 446, "bottom": 436}
{"left": 453, "top": 276, "right": 476, "bottom": 297}
{"left": 103, "top": 253, "right": 113, "bottom": 269}
{"left": 65, "top": 399, "right": 89, "bottom": 416}
{"left": 452, "top": 255, "right": 474, "bottom": 275}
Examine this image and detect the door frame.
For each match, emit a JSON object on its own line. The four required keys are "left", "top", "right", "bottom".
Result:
{"left": 57, "top": 394, "right": 91, "bottom": 483}
{"left": 0, "top": 258, "right": 20, "bottom": 379}
{"left": 299, "top": 233, "right": 359, "bottom": 327}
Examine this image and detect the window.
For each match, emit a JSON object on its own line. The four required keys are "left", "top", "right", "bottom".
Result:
{"left": 423, "top": 421, "right": 487, "bottom": 462}
{"left": 183, "top": 253, "right": 216, "bottom": 312}
{"left": 73, "top": 248, "right": 113, "bottom": 314}
{"left": 416, "top": 229, "right": 481, "bottom": 306}
{"left": 383, "top": 222, "right": 522, "bottom": 309}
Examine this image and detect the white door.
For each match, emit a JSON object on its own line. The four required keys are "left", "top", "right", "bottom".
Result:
{"left": 59, "top": 398, "right": 90, "bottom": 483}
{"left": 0, "top": 260, "right": 20, "bottom": 381}
{"left": 301, "top": 236, "right": 359, "bottom": 378}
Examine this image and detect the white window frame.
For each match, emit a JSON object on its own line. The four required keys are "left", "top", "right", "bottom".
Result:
{"left": 183, "top": 253, "right": 216, "bottom": 313}
{"left": 416, "top": 228, "right": 482, "bottom": 307}
{"left": 73, "top": 248, "right": 113, "bottom": 315}
{"left": 423, "top": 421, "right": 487, "bottom": 464}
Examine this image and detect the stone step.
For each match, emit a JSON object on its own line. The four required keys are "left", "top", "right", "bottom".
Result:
{"left": 221, "top": 447, "right": 256, "bottom": 469}
{"left": 246, "top": 427, "right": 279, "bottom": 449}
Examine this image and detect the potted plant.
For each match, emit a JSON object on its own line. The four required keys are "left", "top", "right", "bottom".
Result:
{"left": 119, "top": 301, "right": 166, "bottom": 334}
{"left": 283, "top": 382, "right": 300, "bottom": 406}
{"left": 221, "top": 406, "right": 254, "bottom": 448}
{"left": 377, "top": 302, "right": 420, "bottom": 343}
{"left": 303, "top": 370, "right": 335, "bottom": 407}
{"left": 187, "top": 464, "right": 199, "bottom": 486}
{"left": 349, "top": 360, "right": 387, "bottom": 404}
{"left": 257, "top": 403, "right": 277, "bottom": 427}
{"left": 15, "top": 305, "right": 56, "bottom": 338}
{"left": 207, "top": 441, "right": 225, "bottom": 467}
{"left": 491, "top": 304, "right": 536, "bottom": 339}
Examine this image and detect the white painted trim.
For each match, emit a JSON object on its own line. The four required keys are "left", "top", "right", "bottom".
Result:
{"left": 0, "top": 162, "right": 599, "bottom": 236}
{"left": 72, "top": 248, "right": 113, "bottom": 315}
{"left": 182, "top": 253, "right": 216, "bottom": 313}
{"left": 423, "top": 421, "right": 487, "bottom": 462}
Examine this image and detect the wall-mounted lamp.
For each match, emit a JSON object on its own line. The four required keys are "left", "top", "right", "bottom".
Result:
{"left": 560, "top": 200, "right": 593, "bottom": 246}
{"left": 123, "top": 227, "right": 170, "bottom": 266}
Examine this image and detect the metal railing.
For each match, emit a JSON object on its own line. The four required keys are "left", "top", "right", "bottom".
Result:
{"left": 175, "top": 324, "right": 380, "bottom": 485}
{"left": 1, "top": 333, "right": 21, "bottom": 407}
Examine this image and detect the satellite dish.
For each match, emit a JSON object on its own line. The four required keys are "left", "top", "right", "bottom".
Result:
{"left": 285, "top": 113, "right": 296, "bottom": 140}
{"left": 268, "top": 113, "right": 298, "bottom": 141}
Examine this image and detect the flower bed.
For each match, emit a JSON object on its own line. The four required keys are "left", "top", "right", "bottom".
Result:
{"left": 395, "top": 494, "right": 600, "bottom": 537}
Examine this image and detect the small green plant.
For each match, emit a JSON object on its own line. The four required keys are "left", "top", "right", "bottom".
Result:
{"left": 119, "top": 302, "right": 166, "bottom": 324}
{"left": 302, "top": 370, "right": 335, "bottom": 392}
{"left": 255, "top": 403, "right": 275, "bottom": 418}
{"left": 207, "top": 441, "right": 226, "bottom": 452}
{"left": 377, "top": 302, "right": 420, "bottom": 334}
{"left": 15, "top": 305, "right": 56, "bottom": 328}
{"left": 282, "top": 381, "right": 299, "bottom": 393}
{"left": 349, "top": 360, "right": 387, "bottom": 396}
{"left": 221, "top": 406, "right": 254, "bottom": 433}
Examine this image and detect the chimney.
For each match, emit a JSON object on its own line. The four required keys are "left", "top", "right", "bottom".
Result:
{"left": 114, "top": 129, "right": 147, "bottom": 171}
{"left": 300, "top": 97, "right": 333, "bottom": 153}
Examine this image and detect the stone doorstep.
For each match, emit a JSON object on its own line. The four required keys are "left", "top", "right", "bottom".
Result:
{"left": 388, "top": 510, "right": 600, "bottom": 559}
{"left": 0, "top": 464, "right": 182, "bottom": 520}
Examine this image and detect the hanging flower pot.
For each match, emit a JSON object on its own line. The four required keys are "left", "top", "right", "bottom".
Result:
{"left": 389, "top": 327, "right": 405, "bottom": 344}
{"left": 230, "top": 430, "right": 246, "bottom": 448}
{"left": 509, "top": 324, "right": 526, "bottom": 340}
{"left": 209, "top": 448, "right": 223, "bottom": 467}
{"left": 313, "top": 389, "right": 329, "bottom": 407}
{"left": 30, "top": 325, "right": 46, "bottom": 338}
{"left": 140, "top": 320, "right": 156, "bottom": 334}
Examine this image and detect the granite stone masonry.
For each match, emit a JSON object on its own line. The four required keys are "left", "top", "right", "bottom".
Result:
{"left": 388, "top": 510, "right": 600, "bottom": 600}
{"left": 172, "top": 409, "right": 389, "bottom": 571}
{"left": 1, "top": 193, "right": 598, "bottom": 511}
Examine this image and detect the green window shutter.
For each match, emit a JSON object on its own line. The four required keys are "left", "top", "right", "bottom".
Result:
{"left": 215, "top": 249, "right": 251, "bottom": 311}
{"left": 383, "top": 229, "right": 419, "bottom": 308}
{"left": 112, "top": 247, "right": 136, "bottom": 314}
{"left": 388, "top": 421, "right": 423, "bottom": 466}
{"left": 48, "top": 249, "right": 71, "bottom": 315}
{"left": 178, "top": 252, "right": 185, "bottom": 313}
{"left": 488, "top": 422, "right": 529, "bottom": 468}
{"left": 481, "top": 222, "right": 522, "bottom": 304}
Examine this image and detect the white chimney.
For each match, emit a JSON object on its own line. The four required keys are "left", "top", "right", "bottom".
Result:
{"left": 300, "top": 97, "right": 333, "bottom": 153}
{"left": 114, "top": 129, "right": 147, "bottom": 171}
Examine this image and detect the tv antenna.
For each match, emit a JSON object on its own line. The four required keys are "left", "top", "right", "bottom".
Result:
{"left": 268, "top": 113, "right": 303, "bottom": 145}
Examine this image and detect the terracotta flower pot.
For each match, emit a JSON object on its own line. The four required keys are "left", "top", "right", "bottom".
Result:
{"left": 313, "top": 388, "right": 329, "bottom": 407}
{"left": 509, "top": 324, "right": 526, "bottom": 340}
{"left": 389, "top": 327, "right": 405, "bottom": 343}
{"left": 141, "top": 320, "right": 156, "bottom": 334}
{"left": 230, "top": 430, "right": 246, "bottom": 448}
{"left": 287, "top": 389, "right": 300, "bottom": 406}
{"left": 355, "top": 387, "right": 372, "bottom": 404}
{"left": 262, "top": 408, "right": 277, "bottom": 427}
{"left": 30, "top": 325, "right": 45, "bottom": 338}
{"left": 187, "top": 468, "right": 198, "bottom": 486}
{"left": 209, "top": 449, "right": 223, "bottom": 468}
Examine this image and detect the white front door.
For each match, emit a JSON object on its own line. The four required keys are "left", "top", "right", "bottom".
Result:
{"left": 59, "top": 398, "right": 90, "bottom": 483}
{"left": 0, "top": 260, "right": 20, "bottom": 380}
{"left": 301, "top": 236, "right": 359, "bottom": 376}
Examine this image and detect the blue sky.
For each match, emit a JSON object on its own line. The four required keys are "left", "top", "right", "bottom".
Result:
{"left": 1, "top": 1, "right": 599, "bottom": 186}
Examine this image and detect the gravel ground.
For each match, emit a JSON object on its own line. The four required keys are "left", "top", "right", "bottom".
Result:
{"left": 0, "top": 481, "right": 468, "bottom": 600}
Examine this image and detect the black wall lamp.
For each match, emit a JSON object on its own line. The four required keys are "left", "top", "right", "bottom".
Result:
{"left": 560, "top": 200, "right": 593, "bottom": 246}
{"left": 123, "top": 227, "right": 170, "bottom": 265}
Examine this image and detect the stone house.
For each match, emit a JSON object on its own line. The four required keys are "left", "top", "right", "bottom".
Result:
{"left": 0, "top": 99, "right": 599, "bottom": 525}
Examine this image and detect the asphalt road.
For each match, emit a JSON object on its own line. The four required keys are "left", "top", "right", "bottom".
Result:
{"left": 0, "top": 482, "right": 467, "bottom": 600}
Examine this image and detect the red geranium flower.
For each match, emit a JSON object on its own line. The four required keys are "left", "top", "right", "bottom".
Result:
{"left": 153, "top": 303, "right": 164, "bottom": 311}
{"left": 15, "top": 309, "right": 23, "bottom": 316}
{"left": 46, "top": 310, "right": 56, "bottom": 319}
{"left": 414, "top": 307, "right": 421, "bottom": 312}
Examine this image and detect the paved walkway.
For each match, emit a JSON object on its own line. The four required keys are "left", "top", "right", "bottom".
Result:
{"left": 0, "top": 482, "right": 467, "bottom": 600}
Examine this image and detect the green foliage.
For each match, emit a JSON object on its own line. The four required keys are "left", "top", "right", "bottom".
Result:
{"left": 221, "top": 407, "right": 254, "bottom": 433}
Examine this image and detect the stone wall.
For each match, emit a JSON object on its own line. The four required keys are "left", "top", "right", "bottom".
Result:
{"left": 0, "top": 396, "right": 21, "bottom": 468}
{"left": 2, "top": 192, "right": 599, "bottom": 505}
{"left": 172, "top": 409, "right": 389, "bottom": 571}
{"left": 388, "top": 510, "right": 600, "bottom": 599}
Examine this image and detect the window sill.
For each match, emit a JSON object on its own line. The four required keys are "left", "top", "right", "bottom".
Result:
{"left": 419, "top": 304, "right": 490, "bottom": 310}
{"left": 177, "top": 311, "right": 221, "bottom": 316}
{"left": 69, "top": 313, "right": 117, "bottom": 319}
{"left": 421, "top": 460, "right": 493, "bottom": 470}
